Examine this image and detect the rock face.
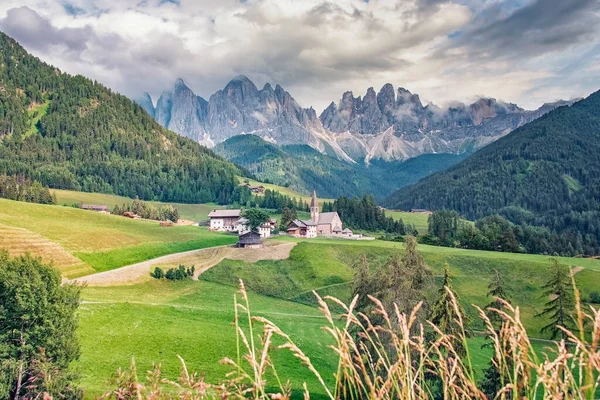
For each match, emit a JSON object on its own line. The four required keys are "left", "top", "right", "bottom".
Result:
{"left": 152, "top": 79, "right": 210, "bottom": 144}
{"left": 135, "top": 92, "right": 155, "bottom": 118}
{"left": 138, "top": 78, "right": 573, "bottom": 163}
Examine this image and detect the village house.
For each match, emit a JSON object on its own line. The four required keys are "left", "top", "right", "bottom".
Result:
{"left": 238, "top": 182, "right": 265, "bottom": 194}
{"left": 410, "top": 209, "right": 433, "bottom": 215}
{"left": 248, "top": 185, "right": 265, "bottom": 194}
{"left": 236, "top": 217, "right": 274, "bottom": 238}
{"left": 237, "top": 231, "right": 262, "bottom": 248}
{"left": 208, "top": 209, "right": 241, "bottom": 231}
{"left": 287, "top": 191, "right": 345, "bottom": 238}
{"left": 80, "top": 204, "right": 110, "bottom": 213}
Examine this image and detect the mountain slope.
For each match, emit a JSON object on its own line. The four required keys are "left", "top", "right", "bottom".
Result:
{"left": 0, "top": 31, "right": 239, "bottom": 204}
{"left": 384, "top": 91, "right": 600, "bottom": 251}
{"left": 214, "top": 134, "right": 466, "bottom": 199}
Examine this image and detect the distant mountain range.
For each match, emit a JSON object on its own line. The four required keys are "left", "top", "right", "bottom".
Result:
{"left": 137, "top": 76, "right": 575, "bottom": 164}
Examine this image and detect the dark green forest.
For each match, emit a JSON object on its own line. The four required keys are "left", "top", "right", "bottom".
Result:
{"left": 385, "top": 91, "right": 600, "bottom": 255}
{"left": 214, "top": 134, "right": 464, "bottom": 200}
{"left": 0, "top": 32, "right": 239, "bottom": 204}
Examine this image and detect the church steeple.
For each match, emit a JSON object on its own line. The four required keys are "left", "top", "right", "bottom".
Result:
{"left": 310, "top": 190, "right": 319, "bottom": 223}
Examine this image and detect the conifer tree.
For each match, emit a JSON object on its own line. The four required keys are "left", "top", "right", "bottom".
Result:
{"left": 485, "top": 269, "right": 510, "bottom": 328}
{"left": 479, "top": 269, "right": 512, "bottom": 399}
{"left": 429, "top": 264, "right": 472, "bottom": 354}
{"left": 536, "top": 259, "right": 576, "bottom": 340}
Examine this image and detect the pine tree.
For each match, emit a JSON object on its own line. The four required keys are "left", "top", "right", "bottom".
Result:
{"left": 485, "top": 269, "right": 510, "bottom": 328}
{"left": 402, "top": 235, "right": 432, "bottom": 291}
{"left": 429, "top": 264, "right": 472, "bottom": 354}
{"left": 479, "top": 269, "right": 512, "bottom": 399}
{"left": 536, "top": 259, "right": 576, "bottom": 340}
{"left": 351, "top": 254, "right": 375, "bottom": 312}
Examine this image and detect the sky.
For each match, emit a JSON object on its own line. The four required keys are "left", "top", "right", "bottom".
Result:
{"left": 0, "top": 0, "right": 599, "bottom": 112}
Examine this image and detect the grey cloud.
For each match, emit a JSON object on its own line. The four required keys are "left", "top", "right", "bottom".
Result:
{"left": 0, "top": 6, "right": 93, "bottom": 53}
{"left": 451, "top": 0, "right": 600, "bottom": 60}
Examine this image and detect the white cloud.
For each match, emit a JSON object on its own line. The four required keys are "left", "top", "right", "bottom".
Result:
{"left": 0, "top": 0, "right": 598, "bottom": 111}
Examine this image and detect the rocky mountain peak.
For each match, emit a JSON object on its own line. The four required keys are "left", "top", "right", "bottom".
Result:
{"left": 143, "top": 76, "right": 573, "bottom": 164}
{"left": 136, "top": 92, "right": 155, "bottom": 118}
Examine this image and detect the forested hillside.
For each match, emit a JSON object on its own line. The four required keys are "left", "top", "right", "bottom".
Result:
{"left": 385, "top": 91, "right": 600, "bottom": 255}
{"left": 215, "top": 134, "right": 464, "bottom": 199}
{"left": 0, "top": 32, "right": 239, "bottom": 203}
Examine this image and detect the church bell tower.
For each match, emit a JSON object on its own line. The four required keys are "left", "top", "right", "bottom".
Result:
{"left": 310, "top": 190, "right": 319, "bottom": 223}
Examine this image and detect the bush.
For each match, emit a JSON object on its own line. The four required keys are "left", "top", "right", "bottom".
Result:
{"left": 589, "top": 291, "right": 600, "bottom": 304}
{"left": 163, "top": 265, "right": 195, "bottom": 281}
{"left": 151, "top": 267, "right": 165, "bottom": 279}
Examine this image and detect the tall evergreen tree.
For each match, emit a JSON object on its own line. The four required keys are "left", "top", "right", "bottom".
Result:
{"left": 479, "top": 269, "right": 512, "bottom": 400}
{"left": 429, "top": 264, "right": 472, "bottom": 354}
{"left": 485, "top": 269, "right": 511, "bottom": 328}
{"left": 536, "top": 259, "right": 576, "bottom": 340}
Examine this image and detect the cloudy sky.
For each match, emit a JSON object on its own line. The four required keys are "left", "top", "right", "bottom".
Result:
{"left": 1, "top": 0, "right": 599, "bottom": 111}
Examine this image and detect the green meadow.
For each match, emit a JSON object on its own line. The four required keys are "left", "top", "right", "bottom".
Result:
{"left": 76, "top": 237, "right": 572, "bottom": 398}
{"left": 51, "top": 189, "right": 223, "bottom": 222}
{"left": 0, "top": 198, "right": 236, "bottom": 277}
{"left": 385, "top": 209, "right": 430, "bottom": 233}
{"left": 203, "top": 238, "right": 600, "bottom": 335}
{"left": 78, "top": 280, "right": 338, "bottom": 399}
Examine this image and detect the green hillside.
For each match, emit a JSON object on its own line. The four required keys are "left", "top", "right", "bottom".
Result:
{"left": 202, "top": 238, "right": 600, "bottom": 336}
{"left": 216, "top": 134, "right": 465, "bottom": 199}
{"left": 0, "top": 31, "right": 239, "bottom": 204}
{"left": 0, "top": 198, "right": 235, "bottom": 277}
{"left": 385, "top": 91, "right": 600, "bottom": 254}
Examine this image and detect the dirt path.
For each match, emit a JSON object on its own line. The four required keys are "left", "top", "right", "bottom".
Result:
{"left": 71, "top": 241, "right": 296, "bottom": 287}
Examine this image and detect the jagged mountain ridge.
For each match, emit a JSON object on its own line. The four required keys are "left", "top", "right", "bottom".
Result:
{"left": 138, "top": 77, "right": 573, "bottom": 163}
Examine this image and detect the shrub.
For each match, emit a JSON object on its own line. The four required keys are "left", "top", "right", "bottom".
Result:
{"left": 163, "top": 265, "right": 194, "bottom": 281}
{"left": 151, "top": 267, "right": 164, "bottom": 279}
{"left": 589, "top": 291, "right": 600, "bottom": 304}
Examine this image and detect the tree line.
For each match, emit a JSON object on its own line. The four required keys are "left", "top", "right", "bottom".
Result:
{"left": 323, "top": 195, "right": 415, "bottom": 234}
{"left": 0, "top": 175, "right": 56, "bottom": 205}
{"left": 112, "top": 199, "right": 180, "bottom": 222}
{"left": 423, "top": 210, "right": 596, "bottom": 257}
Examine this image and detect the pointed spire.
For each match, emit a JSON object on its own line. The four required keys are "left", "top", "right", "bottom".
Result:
{"left": 311, "top": 190, "right": 318, "bottom": 208}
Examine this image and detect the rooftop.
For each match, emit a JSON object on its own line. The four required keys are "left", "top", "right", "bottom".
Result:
{"left": 208, "top": 209, "right": 241, "bottom": 218}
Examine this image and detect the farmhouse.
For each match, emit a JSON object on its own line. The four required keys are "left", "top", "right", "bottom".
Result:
{"left": 237, "top": 231, "right": 262, "bottom": 248}
{"left": 80, "top": 204, "right": 109, "bottom": 213}
{"left": 287, "top": 219, "right": 317, "bottom": 238}
{"left": 248, "top": 185, "right": 265, "bottom": 194}
{"left": 236, "top": 217, "right": 273, "bottom": 238}
{"left": 410, "top": 209, "right": 432, "bottom": 215}
{"left": 208, "top": 209, "right": 241, "bottom": 231}
{"left": 287, "top": 191, "right": 344, "bottom": 238}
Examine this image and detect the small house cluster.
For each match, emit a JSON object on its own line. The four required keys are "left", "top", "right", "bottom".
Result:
{"left": 286, "top": 191, "right": 354, "bottom": 238}
{"left": 239, "top": 182, "right": 265, "bottom": 195}
{"left": 207, "top": 190, "right": 362, "bottom": 248}
{"left": 207, "top": 209, "right": 275, "bottom": 239}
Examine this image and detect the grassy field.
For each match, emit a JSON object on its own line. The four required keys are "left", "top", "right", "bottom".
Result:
{"left": 0, "top": 198, "right": 236, "bottom": 277}
{"left": 384, "top": 210, "right": 430, "bottom": 233}
{"left": 24, "top": 99, "right": 51, "bottom": 137}
{"left": 51, "top": 189, "right": 222, "bottom": 222}
{"left": 240, "top": 177, "right": 333, "bottom": 205}
{"left": 78, "top": 280, "right": 338, "bottom": 399}
{"left": 77, "top": 262, "right": 554, "bottom": 398}
{"left": 203, "top": 238, "right": 600, "bottom": 337}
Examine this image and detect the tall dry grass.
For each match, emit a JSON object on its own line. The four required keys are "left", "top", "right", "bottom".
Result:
{"left": 97, "top": 280, "right": 600, "bottom": 400}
